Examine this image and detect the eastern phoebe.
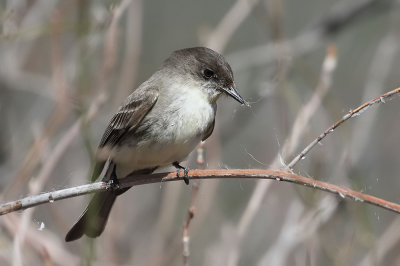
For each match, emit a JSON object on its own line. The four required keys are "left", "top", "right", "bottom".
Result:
{"left": 65, "top": 47, "right": 245, "bottom": 242}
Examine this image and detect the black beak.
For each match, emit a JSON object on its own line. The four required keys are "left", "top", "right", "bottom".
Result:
{"left": 222, "top": 83, "right": 248, "bottom": 106}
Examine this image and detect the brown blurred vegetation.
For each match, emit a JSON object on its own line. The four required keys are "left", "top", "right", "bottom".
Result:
{"left": 1, "top": 0, "right": 400, "bottom": 265}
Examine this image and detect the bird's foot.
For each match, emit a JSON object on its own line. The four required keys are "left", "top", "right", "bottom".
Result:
{"left": 106, "top": 178, "right": 120, "bottom": 191}
{"left": 106, "top": 165, "right": 120, "bottom": 191}
{"left": 173, "top": 162, "right": 190, "bottom": 185}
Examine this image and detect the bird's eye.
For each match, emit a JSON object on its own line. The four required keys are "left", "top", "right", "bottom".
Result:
{"left": 203, "top": 69, "right": 215, "bottom": 79}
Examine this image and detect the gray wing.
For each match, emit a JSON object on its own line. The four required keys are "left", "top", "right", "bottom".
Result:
{"left": 91, "top": 87, "right": 158, "bottom": 181}
{"left": 202, "top": 118, "right": 215, "bottom": 141}
{"left": 99, "top": 87, "right": 158, "bottom": 148}
{"left": 202, "top": 104, "right": 216, "bottom": 141}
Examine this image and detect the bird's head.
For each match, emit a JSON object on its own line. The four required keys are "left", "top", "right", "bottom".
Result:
{"left": 164, "top": 47, "right": 247, "bottom": 105}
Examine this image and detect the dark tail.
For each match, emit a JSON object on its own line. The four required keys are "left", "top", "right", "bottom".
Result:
{"left": 65, "top": 164, "right": 156, "bottom": 242}
{"left": 65, "top": 161, "right": 128, "bottom": 242}
{"left": 65, "top": 189, "right": 121, "bottom": 242}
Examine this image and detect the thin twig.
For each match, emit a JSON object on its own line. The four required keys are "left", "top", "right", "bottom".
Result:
{"left": 205, "top": 0, "right": 260, "bottom": 51}
{"left": 350, "top": 31, "right": 399, "bottom": 164}
{"left": 182, "top": 142, "right": 204, "bottom": 266}
{"left": 5, "top": 8, "right": 72, "bottom": 199}
{"left": 1, "top": 169, "right": 400, "bottom": 216}
{"left": 227, "top": 46, "right": 337, "bottom": 266}
{"left": 100, "top": 0, "right": 132, "bottom": 81}
{"left": 228, "top": 0, "right": 390, "bottom": 71}
{"left": 183, "top": 206, "right": 195, "bottom": 266}
{"left": 256, "top": 196, "right": 337, "bottom": 266}
{"left": 354, "top": 26, "right": 400, "bottom": 266}
{"left": 114, "top": 0, "right": 142, "bottom": 106}
{"left": 12, "top": 10, "right": 70, "bottom": 266}
{"left": 357, "top": 216, "right": 400, "bottom": 266}
{"left": 287, "top": 87, "right": 400, "bottom": 169}
{"left": 3, "top": 213, "right": 79, "bottom": 266}
{"left": 277, "top": 44, "right": 337, "bottom": 168}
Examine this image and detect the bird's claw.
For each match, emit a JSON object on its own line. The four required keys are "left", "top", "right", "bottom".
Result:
{"left": 106, "top": 178, "right": 120, "bottom": 190}
{"left": 173, "top": 162, "right": 190, "bottom": 185}
{"left": 106, "top": 166, "right": 120, "bottom": 191}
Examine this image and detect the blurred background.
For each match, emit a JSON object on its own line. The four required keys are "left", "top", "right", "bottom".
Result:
{"left": 1, "top": 0, "right": 400, "bottom": 265}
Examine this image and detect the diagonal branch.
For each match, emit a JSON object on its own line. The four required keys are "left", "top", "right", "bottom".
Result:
{"left": 287, "top": 87, "right": 400, "bottom": 169}
{"left": 1, "top": 169, "right": 400, "bottom": 216}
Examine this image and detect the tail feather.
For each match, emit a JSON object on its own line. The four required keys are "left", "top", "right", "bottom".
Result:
{"left": 65, "top": 190, "right": 118, "bottom": 242}
{"left": 65, "top": 164, "right": 157, "bottom": 242}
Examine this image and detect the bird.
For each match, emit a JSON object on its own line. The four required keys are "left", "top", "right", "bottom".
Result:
{"left": 65, "top": 47, "right": 246, "bottom": 242}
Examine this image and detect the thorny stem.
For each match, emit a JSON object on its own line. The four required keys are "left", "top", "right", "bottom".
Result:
{"left": 1, "top": 169, "right": 400, "bottom": 216}
{"left": 287, "top": 87, "right": 400, "bottom": 169}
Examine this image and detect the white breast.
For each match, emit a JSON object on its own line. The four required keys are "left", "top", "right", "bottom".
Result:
{"left": 168, "top": 86, "right": 214, "bottom": 143}
{"left": 113, "top": 84, "right": 215, "bottom": 178}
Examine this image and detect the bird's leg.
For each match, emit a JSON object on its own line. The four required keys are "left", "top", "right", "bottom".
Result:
{"left": 106, "top": 164, "right": 120, "bottom": 191}
{"left": 173, "top": 161, "right": 189, "bottom": 185}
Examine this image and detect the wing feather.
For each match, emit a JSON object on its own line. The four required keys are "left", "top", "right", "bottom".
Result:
{"left": 202, "top": 118, "right": 215, "bottom": 141}
{"left": 99, "top": 88, "right": 158, "bottom": 148}
{"left": 91, "top": 87, "right": 158, "bottom": 182}
{"left": 202, "top": 104, "right": 217, "bottom": 141}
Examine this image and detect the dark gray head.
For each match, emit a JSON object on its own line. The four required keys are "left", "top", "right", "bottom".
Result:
{"left": 163, "top": 47, "right": 245, "bottom": 105}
